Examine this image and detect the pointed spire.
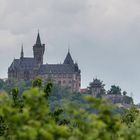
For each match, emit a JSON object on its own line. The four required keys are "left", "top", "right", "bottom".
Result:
{"left": 20, "top": 44, "right": 24, "bottom": 59}
{"left": 64, "top": 50, "right": 74, "bottom": 65}
{"left": 36, "top": 30, "right": 41, "bottom": 45}
{"left": 13, "top": 57, "right": 15, "bottom": 66}
{"left": 68, "top": 42, "right": 70, "bottom": 53}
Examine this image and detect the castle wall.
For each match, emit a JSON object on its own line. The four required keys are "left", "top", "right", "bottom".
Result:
{"left": 39, "top": 73, "right": 81, "bottom": 92}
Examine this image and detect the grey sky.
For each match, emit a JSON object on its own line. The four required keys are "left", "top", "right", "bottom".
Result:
{"left": 0, "top": 0, "right": 140, "bottom": 103}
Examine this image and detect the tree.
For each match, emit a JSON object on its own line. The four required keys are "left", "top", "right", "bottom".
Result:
{"left": 2, "top": 79, "right": 32, "bottom": 94}
{"left": 123, "top": 96, "right": 133, "bottom": 104}
{"left": 32, "top": 78, "right": 42, "bottom": 88}
{"left": 0, "top": 80, "right": 122, "bottom": 140}
{"left": 123, "top": 91, "right": 127, "bottom": 96}
{"left": 108, "top": 85, "right": 122, "bottom": 95}
{"left": 0, "top": 79, "right": 4, "bottom": 89}
{"left": 121, "top": 106, "right": 139, "bottom": 126}
{"left": 0, "top": 79, "right": 140, "bottom": 140}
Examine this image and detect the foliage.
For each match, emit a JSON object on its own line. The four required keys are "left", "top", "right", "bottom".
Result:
{"left": 0, "top": 79, "right": 4, "bottom": 89}
{"left": 32, "top": 78, "right": 42, "bottom": 88}
{"left": 123, "top": 91, "right": 127, "bottom": 96}
{"left": 108, "top": 85, "right": 122, "bottom": 95}
{"left": 1, "top": 79, "right": 32, "bottom": 94}
{"left": 0, "top": 79, "right": 139, "bottom": 139}
{"left": 123, "top": 96, "right": 133, "bottom": 104}
{"left": 48, "top": 85, "right": 87, "bottom": 111}
{"left": 44, "top": 82, "right": 53, "bottom": 99}
{"left": 121, "top": 106, "right": 139, "bottom": 126}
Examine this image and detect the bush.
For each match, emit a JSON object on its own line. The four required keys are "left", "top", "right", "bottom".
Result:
{"left": 0, "top": 81, "right": 140, "bottom": 140}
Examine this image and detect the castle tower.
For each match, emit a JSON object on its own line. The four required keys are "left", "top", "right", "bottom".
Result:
{"left": 33, "top": 32, "right": 45, "bottom": 65}
{"left": 89, "top": 78, "right": 106, "bottom": 98}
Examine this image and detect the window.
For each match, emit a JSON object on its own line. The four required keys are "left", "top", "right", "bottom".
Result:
{"left": 58, "top": 81, "right": 61, "bottom": 85}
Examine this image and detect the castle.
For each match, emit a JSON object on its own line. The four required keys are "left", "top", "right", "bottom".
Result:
{"left": 8, "top": 33, "right": 81, "bottom": 92}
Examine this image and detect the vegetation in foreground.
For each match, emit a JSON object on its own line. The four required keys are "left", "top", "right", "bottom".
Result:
{"left": 0, "top": 79, "right": 139, "bottom": 140}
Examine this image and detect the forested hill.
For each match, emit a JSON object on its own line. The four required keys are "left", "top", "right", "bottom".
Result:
{"left": 0, "top": 79, "right": 139, "bottom": 139}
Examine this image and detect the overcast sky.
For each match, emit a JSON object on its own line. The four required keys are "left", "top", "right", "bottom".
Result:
{"left": 0, "top": 0, "right": 140, "bottom": 103}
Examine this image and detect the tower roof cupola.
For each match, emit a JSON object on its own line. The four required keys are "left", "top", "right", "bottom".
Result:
{"left": 64, "top": 50, "right": 74, "bottom": 65}
{"left": 36, "top": 31, "right": 41, "bottom": 45}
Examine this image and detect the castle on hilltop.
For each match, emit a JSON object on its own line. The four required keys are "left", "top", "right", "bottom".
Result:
{"left": 8, "top": 32, "right": 81, "bottom": 92}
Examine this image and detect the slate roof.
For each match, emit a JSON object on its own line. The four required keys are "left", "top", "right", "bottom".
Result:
{"left": 21, "top": 58, "right": 37, "bottom": 66}
{"left": 9, "top": 45, "right": 80, "bottom": 76}
{"left": 64, "top": 52, "right": 74, "bottom": 65}
{"left": 39, "top": 64, "right": 76, "bottom": 74}
{"left": 9, "top": 57, "right": 37, "bottom": 71}
{"left": 90, "top": 79, "right": 103, "bottom": 87}
{"left": 9, "top": 56, "right": 80, "bottom": 75}
{"left": 36, "top": 32, "right": 41, "bottom": 45}
{"left": 9, "top": 59, "right": 20, "bottom": 70}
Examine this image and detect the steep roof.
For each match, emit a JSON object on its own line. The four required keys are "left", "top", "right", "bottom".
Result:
{"left": 63, "top": 51, "right": 74, "bottom": 65}
{"left": 90, "top": 79, "right": 104, "bottom": 88}
{"left": 39, "top": 64, "right": 76, "bottom": 74}
{"left": 9, "top": 58, "right": 37, "bottom": 71}
{"left": 20, "top": 58, "right": 37, "bottom": 68}
{"left": 36, "top": 32, "right": 41, "bottom": 45}
{"left": 9, "top": 59, "right": 20, "bottom": 70}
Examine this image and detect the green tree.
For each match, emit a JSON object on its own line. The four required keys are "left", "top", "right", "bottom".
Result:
{"left": 0, "top": 79, "right": 140, "bottom": 140}
{"left": 121, "top": 106, "right": 139, "bottom": 126}
{"left": 108, "top": 85, "right": 122, "bottom": 95}
{"left": 32, "top": 78, "right": 42, "bottom": 88}
{"left": 123, "top": 91, "right": 127, "bottom": 96}
{"left": 0, "top": 79, "right": 4, "bottom": 89}
{"left": 123, "top": 96, "right": 133, "bottom": 104}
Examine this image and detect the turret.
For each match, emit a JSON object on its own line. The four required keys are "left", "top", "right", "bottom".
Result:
{"left": 33, "top": 32, "right": 45, "bottom": 65}
{"left": 63, "top": 50, "right": 74, "bottom": 65}
{"left": 89, "top": 78, "right": 106, "bottom": 98}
